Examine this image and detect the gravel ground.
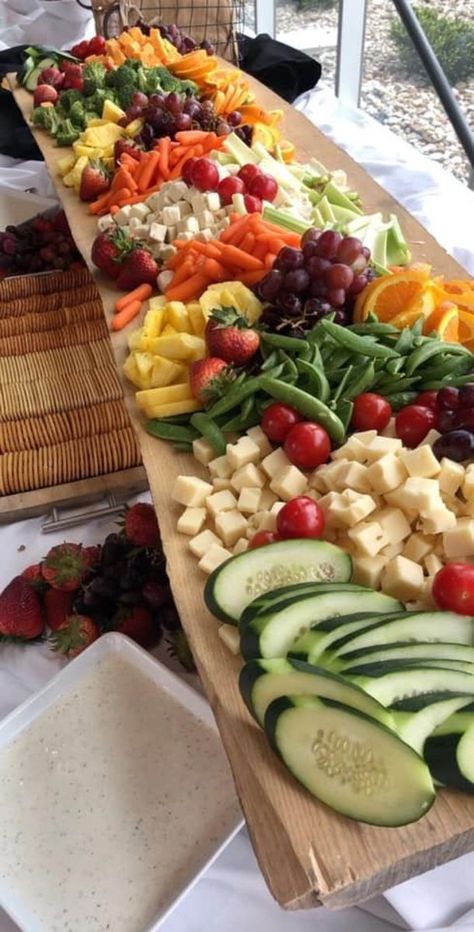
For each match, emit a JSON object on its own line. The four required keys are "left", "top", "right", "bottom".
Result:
{"left": 249, "top": 0, "right": 473, "bottom": 186}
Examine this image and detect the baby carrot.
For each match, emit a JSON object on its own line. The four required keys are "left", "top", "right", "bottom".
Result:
{"left": 109, "top": 187, "right": 132, "bottom": 206}
{"left": 219, "top": 215, "right": 250, "bottom": 244}
{"left": 174, "top": 130, "right": 211, "bottom": 146}
{"left": 165, "top": 271, "right": 210, "bottom": 302}
{"left": 115, "top": 283, "right": 153, "bottom": 312}
{"left": 138, "top": 150, "right": 161, "bottom": 192}
{"left": 264, "top": 252, "right": 278, "bottom": 268}
{"left": 111, "top": 299, "right": 142, "bottom": 331}
{"left": 168, "top": 258, "right": 195, "bottom": 287}
{"left": 240, "top": 231, "right": 256, "bottom": 253}
{"left": 203, "top": 257, "right": 227, "bottom": 280}
{"left": 88, "top": 192, "right": 112, "bottom": 215}
{"left": 219, "top": 243, "right": 264, "bottom": 271}
{"left": 239, "top": 269, "right": 267, "bottom": 286}
{"left": 158, "top": 137, "right": 171, "bottom": 179}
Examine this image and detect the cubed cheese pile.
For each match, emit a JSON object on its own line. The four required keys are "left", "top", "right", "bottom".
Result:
{"left": 98, "top": 180, "right": 234, "bottom": 264}
{"left": 171, "top": 423, "right": 474, "bottom": 607}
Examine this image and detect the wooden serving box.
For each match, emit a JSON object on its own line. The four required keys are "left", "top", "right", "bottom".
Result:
{"left": 9, "top": 76, "right": 474, "bottom": 910}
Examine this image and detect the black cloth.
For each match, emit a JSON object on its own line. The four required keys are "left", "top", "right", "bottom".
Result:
{"left": 0, "top": 45, "right": 43, "bottom": 160}
{"left": 238, "top": 33, "right": 321, "bottom": 104}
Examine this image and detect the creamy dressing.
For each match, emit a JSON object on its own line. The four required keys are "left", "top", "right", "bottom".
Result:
{"left": 0, "top": 654, "right": 238, "bottom": 932}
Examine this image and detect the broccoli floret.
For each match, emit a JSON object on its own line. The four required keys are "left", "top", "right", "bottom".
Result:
{"left": 55, "top": 119, "right": 80, "bottom": 146}
{"left": 69, "top": 99, "right": 87, "bottom": 129}
{"left": 85, "top": 88, "right": 107, "bottom": 113}
{"left": 58, "top": 89, "right": 83, "bottom": 113}
{"left": 179, "top": 79, "right": 198, "bottom": 96}
{"left": 116, "top": 84, "right": 136, "bottom": 110}
{"left": 82, "top": 61, "right": 107, "bottom": 96}
{"left": 31, "top": 105, "right": 60, "bottom": 135}
{"left": 105, "top": 61, "right": 139, "bottom": 90}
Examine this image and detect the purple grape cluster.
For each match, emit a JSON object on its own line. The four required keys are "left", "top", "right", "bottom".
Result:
{"left": 126, "top": 21, "right": 215, "bottom": 56}
{"left": 257, "top": 228, "right": 373, "bottom": 337}
{"left": 125, "top": 92, "right": 242, "bottom": 147}
{"left": 433, "top": 385, "right": 474, "bottom": 462}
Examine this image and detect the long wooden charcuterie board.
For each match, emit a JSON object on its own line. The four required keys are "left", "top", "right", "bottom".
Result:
{"left": 9, "top": 76, "right": 474, "bottom": 910}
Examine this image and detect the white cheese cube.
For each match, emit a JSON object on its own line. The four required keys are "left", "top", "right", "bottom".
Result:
{"left": 329, "top": 493, "right": 377, "bottom": 528}
{"left": 381, "top": 555, "right": 424, "bottom": 602}
{"left": 206, "top": 489, "right": 238, "bottom": 517}
{"left": 383, "top": 487, "right": 418, "bottom": 523}
{"left": 317, "top": 491, "right": 342, "bottom": 524}
{"left": 227, "top": 436, "right": 261, "bottom": 470}
{"left": 148, "top": 222, "right": 167, "bottom": 243}
{"left": 97, "top": 213, "right": 115, "bottom": 232}
{"left": 250, "top": 510, "right": 277, "bottom": 532}
{"left": 396, "top": 477, "right": 442, "bottom": 512}
{"left": 215, "top": 510, "right": 248, "bottom": 547}
{"left": 190, "top": 193, "right": 207, "bottom": 212}
{"left": 348, "top": 521, "right": 386, "bottom": 557}
{"left": 130, "top": 222, "right": 150, "bottom": 239}
{"left": 402, "top": 532, "right": 435, "bottom": 563}
{"left": 270, "top": 465, "right": 308, "bottom": 501}
{"left": 246, "top": 425, "right": 272, "bottom": 457}
{"left": 261, "top": 447, "right": 291, "bottom": 478}
{"left": 167, "top": 181, "right": 188, "bottom": 202}
{"left": 351, "top": 555, "right": 387, "bottom": 589}
{"left": 380, "top": 540, "right": 404, "bottom": 559}
{"left": 367, "top": 453, "right": 407, "bottom": 494}
{"left": 218, "top": 623, "right": 241, "bottom": 653}
{"left": 420, "top": 507, "right": 457, "bottom": 534}
{"left": 128, "top": 216, "right": 141, "bottom": 230}
{"left": 233, "top": 537, "right": 249, "bottom": 555}
{"left": 364, "top": 436, "right": 403, "bottom": 463}
{"left": 192, "top": 437, "right": 215, "bottom": 466}
{"left": 157, "top": 269, "right": 174, "bottom": 291}
{"left": 424, "top": 552, "right": 444, "bottom": 576}
{"left": 205, "top": 191, "right": 221, "bottom": 211}
{"left": 166, "top": 225, "right": 177, "bottom": 242}
{"left": 462, "top": 464, "right": 474, "bottom": 500}
{"left": 335, "top": 461, "right": 372, "bottom": 493}
{"left": 377, "top": 507, "right": 412, "bottom": 545}
{"left": 189, "top": 529, "right": 221, "bottom": 557}
{"left": 441, "top": 494, "right": 464, "bottom": 517}
{"left": 146, "top": 192, "right": 164, "bottom": 211}
{"left": 113, "top": 205, "right": 132, "bottom": 224}
{"left": 177, "top": 506, "right": 207, "bottom": 536}
{"left": 306, "top": 489, "right": 321, "bottom": 502}
{"left": 212, "top": 478, "right": 233, "bottom": 491}
{"left": 198, "top": 544, "right": 232, "bottom": 574}
{"left": 332, "top": 432, "right": 377, "bottom": 462}
{"left": 162, "top": 205, "right": 181, "bottom": 225}
{"left": 238, "top": 487, "right": 262, "bottom": 514}
{"left": 443, "top": 518, "right": 474, "bottom": 557}
{"left": 208, "top": 455, "right": 232, "bottom": 479}
{"left": 231, "top": 463, "right": 266, "bottom": 493}
{"left": 194, "top": 229, "right": 213, "bottom": 242}
{"left": 270, "top": 501, "right": 286, "bottom": 516}
{"left": 172, "top": 475, "right": 213, "bottom": 507}
{"left": 422, "top": 428, "right": 441, "bottom": 447}
{"left": 399, "top": 445, "right": 440, "bottom": 479}
{"left": 438, "top": 458, "right": 464, "bottom": 497}
{"left": 129, "top": 202, "right": 150, "bottom": 220}
{"left": 174, "top": 230, "right": 194, "bottom": 241}
{"left": 178, "top": 202, "right": 192, "bottom": 218}
{"left": 259, "top": 488, "right": 279, "bottom": 510}
{"left": 309, "top": 460, "right": 347, "bottom": 493}
{"left": 308, "top": 467, "right": 328, "bottom": 493}
{"left": 184, "top": 216, "right": 201, "bottom": 234}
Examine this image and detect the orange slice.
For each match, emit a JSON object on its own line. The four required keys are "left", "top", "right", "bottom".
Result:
{"left": 353, "top": 265, "right": 432, "bottom": 323}
{"left": 435, "top": 305, "right": 459, "bottom": 342}
{"left": 458, "top": 309, "right": 474, "bottom": 345}
{"left": 387, "top": 309, "right": 428, "bottom": 330}
{"left": 278, "top": 140, "right": 296, "bottom": 163}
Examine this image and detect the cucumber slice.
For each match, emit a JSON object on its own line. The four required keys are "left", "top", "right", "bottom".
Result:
{"left": 457, "top": 725, "right": 474, "bottom": 788}
{"left": 240, "top": 591, "right": 401, "bottom": 661}
{"left": 264, "top": 694, "right": 435, "bottom": 826}
{"left": 204, "top": 539, "right": 352, "bottom": 624}
{"left": 294, "top": 610, "right": 412, "bottom": 664}
{"left": 349, "top": 666, "right": 474, "bottom": 706}
{"left": 332, "top": 611, "right": 474, "bottom": 658}
{"left": 25, "top": 57, "right": 56, "bottom": 90}
{"left": 240, "top": 582, "right": 369, "bottom": 628}
{"left": 342, "top": 658, "right": 474, "bottom": 676}
{"left": 339, "top": 641, "right": 474, "bottom": 671}
{"left": 392, "top": 696, "right": 473, "bottom": 756}
{"left": 433, "top": 701, "right": 474, "bottom": 735}
{"left": 239, "top": 657, "right": 393, "bottom": 728}
{"left": 424, "top": 731, "right": 474, "bottom": 792}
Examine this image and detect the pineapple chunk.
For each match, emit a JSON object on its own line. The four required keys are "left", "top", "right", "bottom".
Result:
{"left": 150, "top": 357, "right": 187, "bottom": 388}
{"left": 165, "top": 301, "right": 191, "bottom": 333}
{"left": 134, "top": 352, "right": 155, "bottom": 380}
{"left": 148, "top": 296, "right": 166, "bottom": 310}
{"left": 57, "top": 152, "right": 76, "bottom": 176}
{"left": 142, "top": 307, "right": 166, "bottom": 338}
{"left": 199, "top": 282, "right": 262, "bottom": 324}
{"left": 147, "top": 333, "right": 205, "bottom": 361}
{"left": 102, "top": 99, "right": 126, "bottom": 123}
{"left": 186, "top": 301, "right": 206, "bottom": 336}
{"left": 136, "top": 398, "right": 202, "bottom": 418}
{"left": 123, "top": 354, "right": 142, "bottom": 388}
{"left": 63, "top": 156, "right": 88, "bottom": 188}
{"left": 161, "top": 324, "right": 178, "bottom": 337}
{"left": 136, "top": 383, "right": 193, "bottom": 408}
{"left": 86, "top": 118, "right": 110, "bottom": 127}
{"left": 125, "top": 118, "right": 145, "bottom": 138}
{"left": 128, "top": 328, "right": 144, "bottom": 352}
{"left": 82, "top": 123, "right": 123, "bottom": 148}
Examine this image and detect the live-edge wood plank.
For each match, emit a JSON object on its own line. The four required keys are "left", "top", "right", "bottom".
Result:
{"left": 9, "top": 77, "right": 474, "bottom": 911}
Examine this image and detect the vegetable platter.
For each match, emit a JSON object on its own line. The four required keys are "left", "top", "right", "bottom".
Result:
{"left": 8, "top": 50, "right": 474, "bottom": 911}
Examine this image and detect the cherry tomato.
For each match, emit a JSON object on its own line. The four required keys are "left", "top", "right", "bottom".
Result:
{"left": 276, "top": 496, "right": 325, "bottom": 540}
{"left": 416, "top": 390, "right": 439, "bottom": 411}
{"left": 248, "top": 530, "right": 280, "bottom": 549}
{"left": 351, "top": 393, "right": 392, "bottom": 432}
{"left": 261, "top": 402, "right": 301, "bottom": 443}
{"left": 432, "top": 564, "right": 474, "bottom": 615}
{"left": 283, "top": 422, "right": 331, "bottom": 470}
{"left": 395, "top": 404, "right": 437, "bottom": 448}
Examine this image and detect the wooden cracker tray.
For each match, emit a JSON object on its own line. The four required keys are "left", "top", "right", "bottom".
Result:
{"left": 10, "top": 76, "right": 474, "bottom": 910}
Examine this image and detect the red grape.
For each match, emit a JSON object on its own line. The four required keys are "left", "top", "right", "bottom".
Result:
{"left": 131, "top": 91, "right": 149, "bottom": 108}
{"left": 218, "top": 176, "right": 245, "bottom": 204}
{"left": 248, "top": 173, "right": 278, "bottom": 202}
{"left": 175, "top": 112, "right": 192, "bottom": 131}
{"left": 335, "top": 236, "right": 363, "bottom": 264}
{"left": 301, "top": 227, "right": 321, "bottom": 246}
{"left": 309, "top": 279, "right": 328, "bottom": 298}
{"left": 433, "top": 430, "right": 474, "bottom": 462}
{"left": 352, "top": 254, "right": 368, "bottom": 274}
{"left": 283, "top": 422, "right": 331, "bottom": 470}
{"left": 416, "top": 390, "right": 439, "bottom": 410}
{"left": 432, "top": 564, "right": 474, "bottom": 615}
{"left": 438, "top": 386, "right": 460, "bottom": 410}
{"left": 459, "top": 384, "right": 474, "bottom": 408}
{"left": 324, "top": 263, "right": 354, "bottom": 290}
{"left": 327, "top": 287, "right": 346, "bottom": 307}
{"left": 437, "top": 409, "right": 457, "bottom": 432}
{"left": 276, "top": 497, "right": 325, "bottom": 540}
{"left": 284, "top": 268, "right": 310, "bottom": 293}
{"left": 258, "top": 269, "right": 284, "bottom": 301}
{"left": 306, "top": 256, "right": 331, "bottom": 277}
{"left": 165, "top": 92, "right": 182, "bottom": 115}
{"left": 190, "top": 158, "right": 219, "bottom": 191}
{"left": 249, "top": 531, "right": 280, "bottom": 548}
{"left": 348, "top": 274, "right": 368, "bottom": 295}
{"left": 227, "top": 110, "right": 242, "bottom": 126}
{"left": 243, "top": 194, "right": 262, "bottom": 213}
{"left": 302, "top": 241, "right": 320, "bottom": 260}
{"left": 352, "top": 394, "right": 392, "bottom": 432}
{"left": 276, "top": 247, "right": 304, "bottom": 271}
{"left": 315, "top": 230, "right": 342, "bottom": 259}
{"left": 238, "top": 163, "right": 261, "bottom": 187}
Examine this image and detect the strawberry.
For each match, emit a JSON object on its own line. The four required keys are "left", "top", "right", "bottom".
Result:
{"left": 21, "top": 563, "right": 44, "bottom": 587}
{"left": 91, "top": 228, "right": 132, "bottom": 281}
{"left": 115, "top": 247, "right": 158, "bottom": 291}
{"left": 0, "top": 576, "right": 44, "bottom": 640}
{"left": 124, "top": 503, "right": 160, "bottom": 548}
{"left": 79, "top": 160, "right": 110, "bottom": 202}
{"left": 114, "top": 138, "right": 141, "bottom": 165}
{"left": 44, "top": 588, "right": 75, "bottom": 631}
{"left": 41, "top": 543, "right": 90, "bottom": 592}
{"left": 84, "top": 545, "right": 101, "bottom": 568}
{"left": 189, "top": 357, "right": 229, "bottom": 403}
{"left": 114, "top": 605, "right": 159, "bottom": 649}
{"left": 50, "top": 614, "right": 99, "bottom": 658}
{"left": 205, "top": 307, "right": 260, "bottom": 365}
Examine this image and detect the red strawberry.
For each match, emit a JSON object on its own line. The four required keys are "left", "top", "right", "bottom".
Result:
{"left": 124, "top": 503, "right": 160, "bottom": 548}
{"left": 189, "top": 357, "right": 229, "bottom": 403}
{"left": 89, "top": 35, "right": 106, "bottom": 55}
{"left": 50, "top": 614, "right": 99, "bottom": 658}
{"left": 21, "top": 563, "right": 43, "bottom": 585}
{"left": 115, "top": 247, "right": 158, "bottom": 291}
{"left": 114, "top": 138, "right": 141, "bottom": 166}
{"left": 44, "top": 589, "right": 75, "bottom": 631}
{"left": 91, "top": 229, "right": 132, "bottom": 281}
{"left": 41, "top": 543, "right": 90, "bottom": 592}
{"left": 114, "top": 605, "right": 159, "bottom": 649}
{"left": 79, "top": 160, "right": 110, "bottom": 202}
{"left": 205, "top": 307, "right": 260, "bottom": 365}
{"left": 0, "top": 576, "right": 44, "bottom": 640}
{"left": 84, "top": 545, "right": 101, "bottom": 568}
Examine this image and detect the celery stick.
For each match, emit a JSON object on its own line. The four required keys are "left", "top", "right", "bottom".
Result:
{"left": 224, "top": 132, "right": 259, "bottom": 165}
{"left": 262, "top": 205, "right": 310, "bottom": 233}
{"left": 231, "top": 192, "right": 247, "bottom": 215}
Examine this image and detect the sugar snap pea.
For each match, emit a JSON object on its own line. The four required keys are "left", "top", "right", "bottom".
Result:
{"left": 145, "top": 420, "right": 198, "bottom": 443}
{"left": 260, "top": 332, "right": 310, "bottom": 355}
{"left": 385, "top": 357, "right": 405, "bottom": 375}
{"left": 172, "top": 442, "right": 194, "bottom": 453}
{"left": 384, "top": 391, "right": 419, "bottom": 409}
{"left": 259, "top": 376, "right": 345, "bottom": 442}
{"left": 319, "top": 318, "right": 400, "bottom": 359}
{"left": 405, "top": 340, "right": 470, "bottom": 375}
{"left": 342, "top": 360, "right": 376, "bottom": 400}
{"left": 190, "top": 412, "right": 228, "bottom": 455}
{"left": 261, "top": 348, "right": 278, "bottom": 371}
{"left": 347, "top": 322, "right": 399, "bottom": 336}
{"left": 221, "top": 396, "right": 260, "bottom": 432}
{"left": 375, "top": 375, "right": 420, "bottom": 393}
{"left": 332, "top": 364, "right": 354, "bottom": 404}
{"left": 419, "top": 374, "right": 474, "bottom": 390}
{"left": 296, "top": 357, "right": 330, "bottom": 402}
{"left": 334, "top": 398, "right": 354, "bottom": 432}
{"left": 393, "top": 328, "right": 415, "bottom": 355}
{"left": 206, "top": 366, "right": 282, "bottom": 418}
{"left": 419, "top": 355, "right": 474, "bottom": 380}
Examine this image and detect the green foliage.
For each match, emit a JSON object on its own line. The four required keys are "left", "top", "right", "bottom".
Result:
{"left": 390, "top": 5, "right": 474, "bottom": 85}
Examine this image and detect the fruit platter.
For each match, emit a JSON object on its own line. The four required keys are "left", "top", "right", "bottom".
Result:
{"left": 6, "top": 21, "right": 474, "bottom": 911}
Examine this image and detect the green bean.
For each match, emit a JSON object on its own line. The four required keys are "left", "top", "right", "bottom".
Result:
{"left": 347, "top": 322, "right": 399, "bottom": 336}
{"left": 385, "top": 357, "right": 405, "bottom": 376}
{"left": 190, "top": 412, "right": 227, "bottom": 455}
{"left": 296, "top": 357, "right": 330, "bottom": 402}
{"left": 321, "top": 346, "right": 352, "bottom": 369}
{"left": 411, "top": 317, "right": 425, "bottom": 338}
{"left": 278, "top": 350, "right": 299, "bottom": 383}
{"left": 319, "top": 319, "right": 399, "bottom": 359}
{"left": 148, "top": 413, "right": 193, "bottom": 426}
{"left": 145, "top": 419, "right": 199, "bottom": 443}
{"left": 342, "top": 360, "right": 376, "bottom": 400}
{"left": 419, "top": 356, "right": 474, "bottom": 380}
{"left": 393, "top": 328, "right": 415, "bottom": 355}
{"left": 260, "top": 332, "right": 310, "bottom": 354}
{"left": 376, "top": 375, "right": 420, "bottom": 393}
{"left": 172, "top": 442, "right": 194, "bottom": 453}
{"left": 334, "top": 398, "right": 353, "bottom": 432}
{"left": 384, "top": 391, "right": 419, "bottom": 409}
{"left": 405, "top": 340, "right": 470, "bottom": 375}
{"left": 259, "top": 376, "right": 345, "bottom": 442}
{"left": 332, "top": 364, "right": 354, "bottom": 404}
{"left": 221, "top": 396, "right": 260, "bottom": 432}
{"left": 206, "top": 366, "right": 282, "bottom": 418}
{"left": 261, "top": 349, "right": 278, "bottom": 371}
